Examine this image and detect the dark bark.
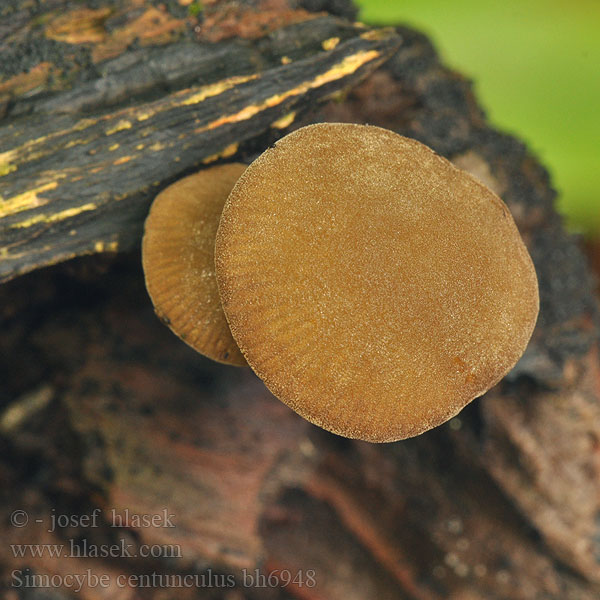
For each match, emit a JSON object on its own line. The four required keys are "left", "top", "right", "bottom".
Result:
{"left": 0, "top": 2, "right": 399, "bottom": 282}
{"left": 1, "top": 1, "right": 599, "bottom": 599}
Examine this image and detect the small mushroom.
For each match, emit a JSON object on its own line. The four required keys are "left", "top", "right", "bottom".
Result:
{"left": 215, "top": 123, "right": 539, "bottom": 441}
{"left": 142, "top": 163, "right": 247, "bottom": 366}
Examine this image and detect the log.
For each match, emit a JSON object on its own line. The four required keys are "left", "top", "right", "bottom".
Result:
{"left": 1, "top": 1, "right": 599, "bottom": 599}
{"left": 0, "top": 1, "right": 400, "bottom": 282}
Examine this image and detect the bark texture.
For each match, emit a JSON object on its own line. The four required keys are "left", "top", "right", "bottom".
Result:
{"left": 0, "top": 1, "right": 399, "bottom": 282}
{"left": 1, "top": 1, "right": 599, "bottom": 599}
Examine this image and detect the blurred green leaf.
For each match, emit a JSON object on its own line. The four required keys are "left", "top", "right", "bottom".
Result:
{"left": 356, "top": 0, "right": 600, "bottom": 238}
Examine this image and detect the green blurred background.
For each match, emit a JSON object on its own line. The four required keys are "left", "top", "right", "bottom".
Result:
{"left": 355, "top": 0, "right": 600, "bottom": 239}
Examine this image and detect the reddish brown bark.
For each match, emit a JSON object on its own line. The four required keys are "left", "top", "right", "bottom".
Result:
{"left": 1, "top": 1, "right": 599, "bottom": 599}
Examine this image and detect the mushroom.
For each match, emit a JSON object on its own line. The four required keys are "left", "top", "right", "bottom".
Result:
{"left": 215, "top": 123, "right": 539, "bottom": 441}
{"left": 142, "top": 163, "right": 247, "bottom": 366}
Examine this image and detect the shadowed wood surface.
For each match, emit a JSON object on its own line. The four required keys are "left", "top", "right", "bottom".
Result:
{"left": 0, "top": 0, "right": 399, "bottom": 282}
{"left": 1, "top": 0, "right": 599, "bottom": 599}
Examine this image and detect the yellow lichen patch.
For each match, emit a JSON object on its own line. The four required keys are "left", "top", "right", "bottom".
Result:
{"left": 64, "top": 139, "right": 82, "bottom": 150}
{"left": 310, "top": 50, "right": 381, "bottom": 87}
{"left": 360, "top": 27, "right": 396, "bottom": 41}
{"left": 46, "top": 7, "right": 112, "bottom": 44}
{"left": 327, "top": 89, "right": 349, "bottom": 103}
{"left": 63, "top": 136, "right": 97, "bottom": 150}
{"left": 0, "top": 119, "right": 98, "bottom": 171}
{"left": 10, "top": 202, "right": 96, "bottom": 229}
{"left": 149, "top": 142, "right": 165, "bottom": 152}
{"left": 137, "top": 110, "right": 154, "bottom": 122}
{"left": 108, "top": 143, "right": 120, "bottom": 151}
{"left": 281, "top": 56, "right": 292, "bottom": 65}
{"left": 197, "top": 49, "right": 380, "bottom": 134}
{"left": 0, "top": 62, "right": 54, "bottom": 96}
{"left": 113, "top": 156, "right": 133, "bottom": 165}
{"left": 136, "top": 143, "right": 145, "bottom": 150}
{"left": 0, "top": 163, "right": 16, "bottom": 177}
{"left": 0, "top": 247, "right": 25, "bottom": 261}
{"left": 93, "top": 240, "right": 118, "bottom": 253}
{"left": 106, "top": 120, "right": 132, "bottom": 135}
{"left": 74, "top": 118, "right": 98, "bottom": 132}
{"left": 322, "top": 37, "right": 340, "bottom": 51}
{"left": 271, "top": 112, "right": 296, "bottom": 130}
{"left": 179, "top": 74, "right": 259, "bottom": 107}
{"left": 0, "top": 150, "right": 17, "bottom": 166}
{"left": 201, "top": 143, "right": 239, "bottom": 164}
{"left": 0, "top": 182, "right": 58, "bottom": 218}
{"left": 92, "top": 7, "right": 186, "bottom": 63}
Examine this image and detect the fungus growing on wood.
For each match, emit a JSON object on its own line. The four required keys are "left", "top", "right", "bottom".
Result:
{"left": 215, "top": 123, "right": 539, "bottom": 442}
{"left": 142, "top": 163, "right": 247, "bottom": 366}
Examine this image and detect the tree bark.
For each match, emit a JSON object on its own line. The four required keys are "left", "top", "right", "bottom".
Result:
{"left": 0, "top": 0, "right": 399, "bottom": 282}
{"left": 1, "top": 1, "right": 599, "bottom": 599}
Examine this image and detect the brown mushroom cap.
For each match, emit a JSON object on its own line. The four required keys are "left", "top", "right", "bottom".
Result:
{"left": 215, "top": 123, "right": 539, "bottom": 441}
{"left": 142, "top": 163, "right": 247, "bottom": 366}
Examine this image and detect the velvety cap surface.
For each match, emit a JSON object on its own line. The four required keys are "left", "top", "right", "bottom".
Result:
{"left": 216, "top": 124, "right": 539, "bottom": 440}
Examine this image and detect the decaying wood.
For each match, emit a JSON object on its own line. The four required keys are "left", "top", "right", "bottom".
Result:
{"left": 0, "top": 2, "right": 400, "bottom": 283}
{"left": 1, "top": 254, "right": 598, "bottom": 600}
{"left": 1, "top": 1, "right": 599, "bottom": 599}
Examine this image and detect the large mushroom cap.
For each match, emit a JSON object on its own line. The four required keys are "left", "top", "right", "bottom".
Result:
{"left": 215, "top": 123, "right": 539, "bottom": 441}
{"left": 142, "top": 163, "right": 247, "bottom": 366}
